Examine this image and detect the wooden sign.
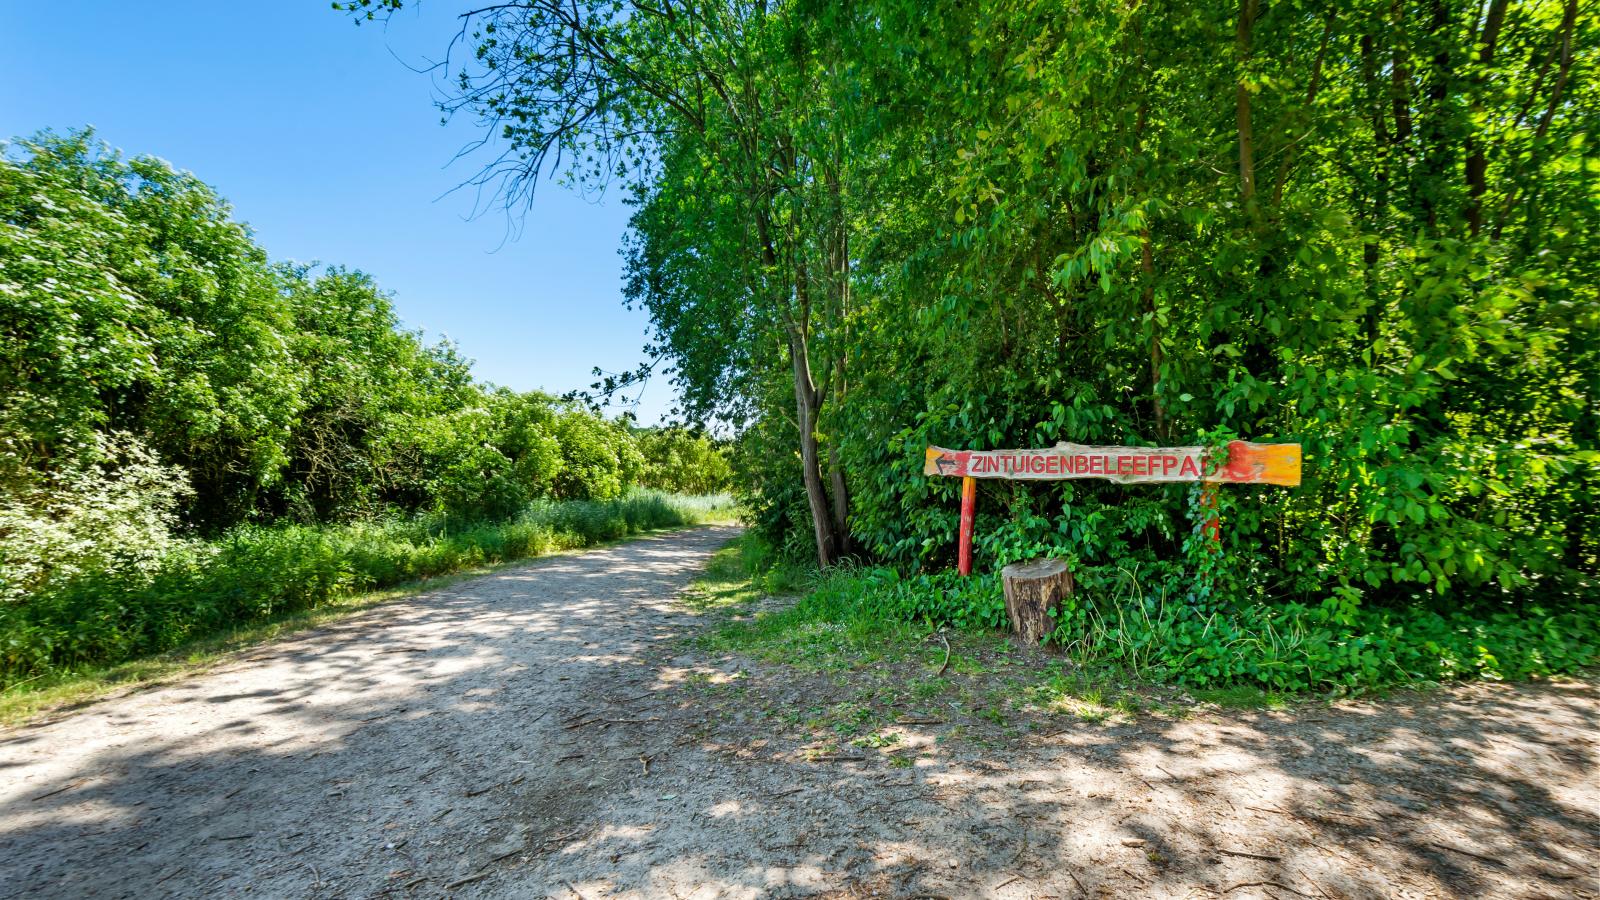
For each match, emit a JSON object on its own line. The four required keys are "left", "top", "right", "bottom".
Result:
{"left": 926, "top": 439, "right": 1302, "bottom": 575}
{"left": 924, "top": 440, "right": 1300, "bottom": 487}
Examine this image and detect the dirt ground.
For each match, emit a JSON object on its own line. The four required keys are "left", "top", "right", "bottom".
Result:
{"left": 2, "top": 526, "right": 1595, "bottom": 899}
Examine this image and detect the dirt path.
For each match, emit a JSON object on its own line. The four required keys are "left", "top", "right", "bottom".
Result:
{"left": 2, "top": 526, "right": 1596, "bottom": 899}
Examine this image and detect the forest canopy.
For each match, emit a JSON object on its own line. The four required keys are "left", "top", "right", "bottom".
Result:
{"left": 343, "top": 0, "right": 1598, "bottom": 688}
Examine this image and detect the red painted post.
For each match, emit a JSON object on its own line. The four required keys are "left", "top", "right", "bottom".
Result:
{"left": 958, "top": 475, "right": 976, "bottom": 576}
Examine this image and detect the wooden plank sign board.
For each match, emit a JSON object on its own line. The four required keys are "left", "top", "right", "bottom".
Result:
{"left": 924, "top": 440, "right": 1301, "bottom": 487}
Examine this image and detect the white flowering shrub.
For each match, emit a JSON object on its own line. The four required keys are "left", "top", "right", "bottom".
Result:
{"left": 0, "top": 433, "right": 192, "bottom": 604}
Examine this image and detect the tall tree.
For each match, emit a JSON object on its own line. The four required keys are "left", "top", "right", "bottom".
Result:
{"left": 343, "top": 0, "right": 1597, "bottom": 601}
{"left": 345, "top": 0, "right": 865, "bottom": 565}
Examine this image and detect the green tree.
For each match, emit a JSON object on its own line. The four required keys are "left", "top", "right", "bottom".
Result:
{"left": 345, "top": 0, "right": 862, "bottom": 565}
{"left": 345, "top": 0, "right": 1595, "bottom": 611}
{"left": 2, "top": 130, "right": 302, "bottom": 525}
{"left": 551, "top": 406, "right": 643, "bottom": 501}
{"left": 635, "top": 427, "right": 732, "bottom": 494}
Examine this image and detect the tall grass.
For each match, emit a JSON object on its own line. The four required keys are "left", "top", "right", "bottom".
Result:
{"left": 0, "top": 490, "right": 736, "bottom": 686}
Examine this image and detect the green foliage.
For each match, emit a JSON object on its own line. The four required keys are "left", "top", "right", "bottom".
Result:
{"left": 589, "top": 0, "right": 1597, "bottom": 629}
{"left": 1043, "top": 565, "right": 1600, "bottom": 692}
{"left": 550, "top": 409, "right": 644, "bottom": 501}
{"left": 1, "top": 129, "right": 684, "bottom": 532}
{"left": 273, "top": 264, "right": 480, "bottom": 520}
{"left": 758, "top": 562, "right": 1600, "bottom": 694}
{"left": 2, "top": 130, "right": 300, "bottom": 522}
{"left": 811, "top": 568, "right": 1010, "bottom": 633}
{"left": 848, "top": 0, "right": 1593, "bottom": 606}
{"left": 0, "top": 130, "right": 753, "bottom": 686}
{"left": 730, "top": 402, "right": 818, "bottom": 564}
{"left": 385, "top": 391, "right": 558, "bottom": 521}
{"left": 635, "top": 427, "right": 733, "bottom": 495}
{"left": 0, "top": 491, "right": 734, "bottom": 684}
{"left": 354, "top": 0, "right": 1596, "bottom": 690}
{"left": 0, "top": 433, "right": 191, "bottom": 604}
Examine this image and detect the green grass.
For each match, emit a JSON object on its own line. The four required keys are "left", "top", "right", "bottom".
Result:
{"left": 725, "top": 539, "right": 1600, "bottom": 694}
{"left": 1, "top": 491, "right": 738, "bottom": 705}
{"left": 679, "top": 540, "right": 765, "bottom": 611}
{"left": 697, "top": 557, "right": 950, "bottom": 672}
{"left": 911, "top": 675, "right": 951, "bottom": 700}
{"left": 691, "top": 536, "right": 1434, "bottom": 715}
{"left": 704, "top": 612, "right": 929, "bottom": 671}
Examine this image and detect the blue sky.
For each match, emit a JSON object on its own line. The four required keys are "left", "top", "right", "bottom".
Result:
{"left": 0, "top": 1, "right": 676, "bottom": 423}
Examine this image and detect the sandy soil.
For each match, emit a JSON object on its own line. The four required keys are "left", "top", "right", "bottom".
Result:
{"left": 2, "top": 526, "right": 1595, "bottom": 899}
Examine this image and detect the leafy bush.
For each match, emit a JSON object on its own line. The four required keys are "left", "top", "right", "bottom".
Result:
{"left": 0, "top": 434, "right": 191, "bottom": 603}
{"left": 0, "top": 491, "right": 735, "bottom": 685}
{"left": 550, "top": 410, "right": 645, "bottom": 501}
{"left": 1043, "top": 565, "right": 1600, "bottom": 692}
{"left": 764, "top": 560, "right": 1600, "bottom": 694}
{"left": 3, "top": 131, "right": 304, "bottom": 525}
{"left": 2, "top": 130, "right": 674, "bottom": 532}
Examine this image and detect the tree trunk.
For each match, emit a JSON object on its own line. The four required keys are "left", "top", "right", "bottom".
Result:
{"left": 1142, "top": 230, "right": 1165, "bottom": 439}
{"left": 1391, "top": 1, "right": 1415, "bottom": 144}
{"left": 1271, "top": 11, "right": 1336, "bottom": 208}
{"left": 1493, "top": 0, "right": 1577, "bottom": 237}
{"left": 1534, "top": 0, "right": 1578, "bottom": 142}
{"left": 1464, "top": 0, "right": 1509, "bottom": 236}
{"left": 1235, "top": 0, "right": 1259, "bottom": 207}
{"left": 828, "top": 444, "right": 850, "bottom": 554}
{"left": 788, "top": 327, "right": 837, "bottom": 568}
{"left": 1360, "top": 33, "right": 1390, "bottom": 346}
{"left": 824, "top": 167, "right": 852, "bottom": 554}
{"left": 1001, "top": 558, "right": 1074, "bottom": 648}
{"left": 1416, "top": 0, "right": 1456, "bottom": 232}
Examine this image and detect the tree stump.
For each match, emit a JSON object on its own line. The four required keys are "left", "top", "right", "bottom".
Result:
{"left": 1001, "top": 558, "right": 1073, "bottom": 647}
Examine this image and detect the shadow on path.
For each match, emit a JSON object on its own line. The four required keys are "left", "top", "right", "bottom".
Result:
{"left": 2, "top": 525, "right": 1595, "bottom": 899}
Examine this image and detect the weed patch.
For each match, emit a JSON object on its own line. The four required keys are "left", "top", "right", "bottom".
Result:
{"left": 720, "top": 551, "right": 1600, "bottom": 693}
{"left": 698, "top": 535, "right": 1599, "bottom": 719}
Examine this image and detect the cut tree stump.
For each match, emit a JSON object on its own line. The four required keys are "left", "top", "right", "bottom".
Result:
{"left": 1001, "top": 558, "right": 1073, "bottom": 647}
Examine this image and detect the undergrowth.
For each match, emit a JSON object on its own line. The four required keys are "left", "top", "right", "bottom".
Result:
{"left": 708, "top": 537, "right": 1600, "bottom": 695}
{"left": 1, "top": 490, "right": 737, "bottom": 687}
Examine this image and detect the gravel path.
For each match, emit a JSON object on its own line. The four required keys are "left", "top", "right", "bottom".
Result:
{"left": 2, "top": 525, "right": 1596, "bottom": 899}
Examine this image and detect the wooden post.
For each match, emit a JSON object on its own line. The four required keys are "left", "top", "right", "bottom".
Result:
{"left": 958, "top": 475, "right": 976, "bottom": 576}
{"left": 1001, "top": 558, "right": 1073, "bottom": 647}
